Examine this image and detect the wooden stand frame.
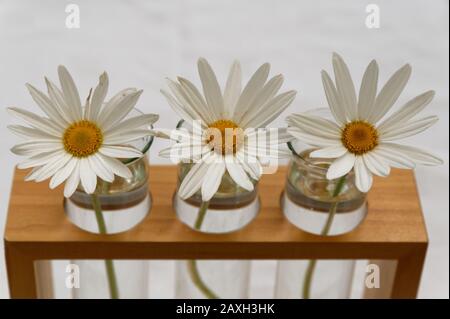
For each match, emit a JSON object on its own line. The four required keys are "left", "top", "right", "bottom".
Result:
{"left": 4, "top": 166, "right": 427, "bottom": 298}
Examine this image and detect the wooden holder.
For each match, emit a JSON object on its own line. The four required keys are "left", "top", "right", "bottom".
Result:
{"left": 4, "top": 166, "right": 427, "bottom": 298}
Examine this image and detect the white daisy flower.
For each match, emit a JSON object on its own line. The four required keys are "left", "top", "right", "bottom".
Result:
{"left": 160, "top": 58, "right": 296, "bottom": 201}
{"left": 8, "top": 66, "right": 158, "bottom": 198}
{"left": 287, "top": 53, "right": 443, "bottom": 193}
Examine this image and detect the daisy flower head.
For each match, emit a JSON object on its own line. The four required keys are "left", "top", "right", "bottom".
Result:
{"left": 287, "top": 53, "right": 443, "bottom": 193}
{"left": 160, "top": 58, "right": 297, "bottom": 201}
{"left": 8, "top": 66, "right": 159, "bottom": 197}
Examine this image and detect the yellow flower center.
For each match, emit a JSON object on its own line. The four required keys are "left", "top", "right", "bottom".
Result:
{"left": 63, "top": 120, "right": 103, "bottom": 157}
{"left": 204, "top": 119, "right": 244, "bottom": 155}
{"left": 341, "top": 121, "right": 378, "bottom": 155}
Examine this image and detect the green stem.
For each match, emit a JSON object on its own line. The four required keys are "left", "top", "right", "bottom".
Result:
{"left": 91, "top": 193, "right": 120, "bottom": 299}
{"left": 187, "top": 201, "right": 219, "bottom": 299}
{"left": 287, "top": 141, "right": 299, "bottom": 157}
{"left": 194, "top": 200, "right": 210, "bottom": 230}
{"left": 302, "top": 175, "right": 347, "bottom": 299}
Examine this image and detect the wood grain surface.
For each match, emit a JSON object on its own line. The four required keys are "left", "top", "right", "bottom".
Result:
{"left": 4, "top": 165, "right": 427, "bottom": 260}
{"left": 4, "top": 165, "right": 428, "bottom": 298}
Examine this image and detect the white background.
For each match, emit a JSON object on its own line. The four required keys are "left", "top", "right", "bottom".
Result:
{"left": 0, "top": 0, "right": 448, "bottom": 298}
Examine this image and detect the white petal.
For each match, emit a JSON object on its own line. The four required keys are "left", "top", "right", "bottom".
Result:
{"left": 26, "top": 83, "right": 68, "bottom": 127}
{"left": 332, "top": 53, "right": 358, "bottom": 121}
{"left": 98, "top": 88, "right": 137, "bottom": 125}
{"left": 11, "top": 141, "right": 62, "bottom": 156}
{"left": 321, "top": 70, "right": 347, "bottom": 125}
{"left": 287, "top": 127, "right": 341, "bottom": 147}
{"left": 270, "top": 146, "right": 293, "bottom": 159}
{"left": 8, "top": 125, "right": 58, "bottom": 140}
{"left": 379, "top": 143, "right": 443, "bottom": 166}
{"left": 177, "top": 77, "right": 214, "bottom": 124}
{"left": 79, "top": 158, "right": 97, "bottom": 194}
{"left": 270, "top": 127, "right": 293, "bottom": 144}
{"left": 178, "top": 160, "right": 209, "bottom": 199}
{"left": 238, "top": 74, "right": 283, "bottom": 126}
{"left": 235, "top": 149, "right": 262, "bottom": 180}
{"left": 374, "top": 144, "right": 415, "bottom": 169}
{"left": 159, "top": 146, "right": 175, "bottom": 159}
{"left": 160, "top": 89, "right": 199, "bottom": 124}
{"left": 45, "top": 77, "right": 76, "bottom": 123}
{"left": 24, "top": 167, "right": 39, "bottom": 181}
{"left": 358, "top": 60, "right": 379, "bottom": 120}
{"left": 7, "top": 107, "right": 62, "bottom": 137}
{"left": 160, "top": 143, "right": 210, "bottom": 161}
{"left": 354, "top": 156, "right": 373, "bottom": 192}
{"left": 241, "top": 145, "right": 265, "bottom": 159}
{"left": 197, "top": 58, "right": 224, "bottom": 120}
{"left": 247, "top": 141, "right": 292, "bottom": 160}
{"left": 88, "top": 154, "right": 114, "bottom": 183}
{"left": 99, "top": 145, "right": 143, "bottom": 158}
{"left": 104, "top": 129, "right": 154, "bottom": 144}
{"left": 245, "top": 127, "right": 292, "bottom": 145}
{"left": 167, "top": 79, "right": 211, "bottom": 124}
{"left": 162, "top": 127, "right": 203, "bottom": 143}
{"left": 105, "top": 114, "right": 158, "bottom": 135}
{"left": 98, "top": 154, "right": 132, "bottom": 179}
{"left": 58, "top": 65, "right": 82, "bottom": 120}
{"left": 24, "top": 151, "right": 69, "bottom": 182}
{"left": 377, "top": 90, "right": 435, "bottom": 132}
{"left": 310, "top": 145, "right": 347, "bottom": 158}
{"left": 86, "top": 72, "right": 108, "bottom": 121}
{"left": 99, "top": 90, "right": 143, "bottom": 131}
{"left": 380, "top": 115, "right": 438, "bottom": 140}
{"left": 244, "top": 90, "right": 296, "bottom": 128}
{"left": 286, "top": 113, "right": 341, "bottom": 139}
{"left": 233, "top": 63, "right": 270, "bottom": 123}
{"left": 326, "top": 152, "right": 356, "bottom": 179}
{"left": 362, "top": 152, "right": 390, "bottom": 177}
{"left": 368, "top": 64, "right": 411, "bottom": 124}
{"left": 18, "top": 151, "right": 59, "bottom": 169}
{"left": 223, "top": 60, "right": 242, "bottom": 118}
{"left": 64, "top": 159, "right": 81, "bottom": 197}
{"left": 50, "top": 158, "right": 78, "bottom": 189}
{"left": 201, "top": 162, "right": 226, "bottom": 201}
{"left": 225, "top": 156, "right": 254, "bottom": 191}
{"left": 36, "top": 153, "right": 72, "bottom": 182}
